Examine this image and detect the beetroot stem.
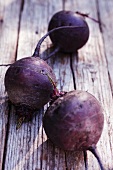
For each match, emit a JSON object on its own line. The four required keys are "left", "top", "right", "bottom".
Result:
{"left": 32, "top": 26, "right": 84, "bottom": 58}
{"left": 75, "top": 11, "right": 99, "bottom": 23}
{"left": 88, "top": 146, "right": 104, "bottom": 170}
{"left": 0, "top": 64, "right": 11, "bottom": 66}
{"left": 44, "top": 46, "right": 60, "bottom": 60}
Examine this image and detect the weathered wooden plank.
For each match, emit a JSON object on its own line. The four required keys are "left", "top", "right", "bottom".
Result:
{"left": 96, "top": 1, "right": 113, "bottom": 169}
{"left": 65, "top": 0, "right": 113, "bottom": 169}
{"left": 97, "top": 0, "right": 113, "bottom": 92}
{"left": 0, "top": 0, "right": 22, "bottom": 169}
{"left": 0, "top": 0, "right": 22, "bottom": 64}
{"left": 0, "top": 78, "right": 8, "bottom": 170}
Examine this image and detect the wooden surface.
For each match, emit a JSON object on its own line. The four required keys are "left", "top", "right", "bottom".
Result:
{"left": 0, "top": 0, "right": 113, "bottom": 169}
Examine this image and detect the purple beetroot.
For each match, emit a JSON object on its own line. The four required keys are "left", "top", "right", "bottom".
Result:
{"left": 43, "top": 90, "right": 104, "bottom": 170}
{"left": 48, "top": 10, "right": 90, "bottom": 53}
{"left": 5, "top": 57, "right": 57, "bottom": 122}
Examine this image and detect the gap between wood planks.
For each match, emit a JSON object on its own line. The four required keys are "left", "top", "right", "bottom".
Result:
{"left": 14, "top": 0, "right": 25, "bottom": 61}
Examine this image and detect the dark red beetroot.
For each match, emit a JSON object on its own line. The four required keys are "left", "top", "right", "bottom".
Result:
{"left": 5, "top": 57, "right": 56, "bottom": 121}
{"left": 48, "top": 10, "right": 89, "bottom": 53}
{"left": 43, "top": 90, "right": 104, "bottom": 169}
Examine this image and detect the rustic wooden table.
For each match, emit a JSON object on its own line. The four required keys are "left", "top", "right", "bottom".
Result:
{"left": 0, "top": 0, "right": 113, "bottom": 170}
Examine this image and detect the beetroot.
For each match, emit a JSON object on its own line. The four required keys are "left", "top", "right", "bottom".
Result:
{"left": 48, "top": 10, "right": 90, "bottom": 53}
{"left": 43, "top": 90, "right": 104, "bottom": 169}
{"left": 5, "top": 57, "right": 56, "bottom": 121}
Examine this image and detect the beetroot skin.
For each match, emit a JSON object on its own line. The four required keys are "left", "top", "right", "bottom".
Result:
{"left": 48, "top": 10, "right": 90, "bottom": 53}
{"left": 43, "top": 90, "right": 104, "bottom": 151}
{"left": 5, "top": 57, "right": 56, "bottom": 113}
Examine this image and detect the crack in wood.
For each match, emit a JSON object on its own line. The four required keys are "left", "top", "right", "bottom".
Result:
{"left": 15, "top": 0, "right": 25, "bottom": 61}
{"left": 2, "top": 101, "right": 12, "bottom": 170}
{"left": 96, "top": 0, "right": 103, "bottom": 33}
{"left": 70, "top": 54, "right": 77, "bottom": 90}
{"left": 65, "top": 152, "right": 68, "bottom": 170}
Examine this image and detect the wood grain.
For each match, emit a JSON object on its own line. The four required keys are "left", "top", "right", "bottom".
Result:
{"left": 97, "top": 0, "right": 113, "bottom": 96}
{"left": 0, "top": 0, "right": 22, "bottom": 169}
